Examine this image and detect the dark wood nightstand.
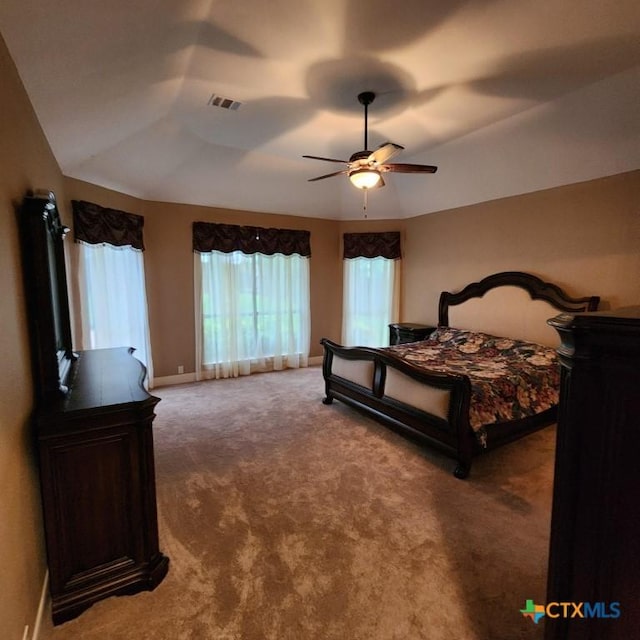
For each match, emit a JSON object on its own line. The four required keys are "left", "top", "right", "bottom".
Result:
{"left": 389, "top": 323, "right": 436, "bottom": 345}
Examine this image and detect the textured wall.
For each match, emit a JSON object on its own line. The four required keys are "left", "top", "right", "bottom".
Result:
{"left": 63, "top": 178, "right": 346, "bottom": 376}
{"left": 0, "top": 31, "right": 66, "bottom": 638}
{"left": 402, "top": 170, "right": 640, "bottom": 325}
{"left": 64, "top": 171, "right": 640, "bottom": 378}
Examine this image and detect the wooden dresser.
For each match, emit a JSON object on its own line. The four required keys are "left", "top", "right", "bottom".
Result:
{"left": 18, "top": 191, "right": 168, "bottom": 624}
{"left": 545, "top": 307, "right": 640, "bottom": 639}
{"left": 36, "top": 347, "right": 169, "bottom": 624}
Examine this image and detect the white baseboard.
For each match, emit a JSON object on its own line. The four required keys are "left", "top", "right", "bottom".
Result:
{"left": 154, "top": 360, "right": 323, "bottom": 388}
{"left": 153, "top": 372, "right": 198, "bottom": 387}
{"left": 31, "top": 570, "right": 48, "bottom": 640}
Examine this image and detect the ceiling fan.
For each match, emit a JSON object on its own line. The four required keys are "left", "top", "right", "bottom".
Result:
{"left": 303, "top": 91, "right": 438, "bottom": 190}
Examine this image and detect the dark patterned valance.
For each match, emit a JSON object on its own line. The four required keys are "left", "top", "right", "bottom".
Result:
{"left": 72, "top": 200, "right": 145, "bottom": 250}
{"left": 343, "top": 231, "right": 401, "bottom": 260}
{"left": 193, "top": 222, "right": 311, "bottom": 257}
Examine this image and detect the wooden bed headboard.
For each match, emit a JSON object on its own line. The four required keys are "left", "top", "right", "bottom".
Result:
{"left": 438, "top": 272, "right": 600, "bottom": 347}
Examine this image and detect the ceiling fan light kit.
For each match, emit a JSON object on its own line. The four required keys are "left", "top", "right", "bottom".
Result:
{"left": 349, "top": 168, "right": 381, "bottom": 189}
{"left": 303, "top": 91, "right": 438, "bottom": 196}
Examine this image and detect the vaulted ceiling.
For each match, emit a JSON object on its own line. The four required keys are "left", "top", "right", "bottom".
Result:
{"left": 1, "top": 0, "right": 639, "bottom": 219}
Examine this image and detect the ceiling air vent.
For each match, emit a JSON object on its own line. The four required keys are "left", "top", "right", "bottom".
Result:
{"left": 207, "top": 94, "right": 242, "bottom": 110}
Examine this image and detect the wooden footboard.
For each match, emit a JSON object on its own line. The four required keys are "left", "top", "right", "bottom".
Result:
{"left": 320, "top": 338, "right": 476, "bottom": 478}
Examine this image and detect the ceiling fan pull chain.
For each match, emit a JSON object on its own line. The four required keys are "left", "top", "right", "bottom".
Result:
{"left": 363, "top": 189, "right": 368, "bottom": 217}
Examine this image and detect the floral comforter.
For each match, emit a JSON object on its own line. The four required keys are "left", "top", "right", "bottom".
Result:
{"left": 384, "top": 327, "right": 560, "bottom": 446}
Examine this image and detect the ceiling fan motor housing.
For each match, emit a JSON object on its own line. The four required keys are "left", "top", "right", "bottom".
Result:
{"left": 349, "top": 150, "right": 373, "bottom": 163}
{"left": 357, "top": 91, "right": 376, "bottom": 106}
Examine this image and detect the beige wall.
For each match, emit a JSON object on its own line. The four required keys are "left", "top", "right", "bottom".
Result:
{"left": 0, "top": 32, "right": 66, "bottom": 638}
{"left": 142, "top": 200, "right": 344, "bottom": 375}
{"left": 63, "top": 179, "right": 351, "bottom": 376}
{"left": 403, "top": 171, "right": 640, "bottom": 326}
{"left": 64, "top": 172, "right": 640, "bottom": 378}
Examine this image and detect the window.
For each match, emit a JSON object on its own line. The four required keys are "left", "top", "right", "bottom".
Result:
{"left": 342, "top": 232, "right": 401, "bottom": 347}
{"left": 73, "top": 200, "right": 153, "bottom": 385}
{"left": 77, "top": 242, "right": 153, "bottom": 383}
{"left": 193, "top": 222, "right": 311, "bottom": 379}
{"left": 342, "top": 256, "right": 399, "bottom": 346}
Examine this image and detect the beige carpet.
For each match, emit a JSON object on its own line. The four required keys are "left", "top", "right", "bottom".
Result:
{"left": 41, "top": 366, "right": 553, "bottom": 640}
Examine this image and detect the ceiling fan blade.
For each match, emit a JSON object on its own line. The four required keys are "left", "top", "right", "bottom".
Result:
{"left": 368, "top": 142, "right": 404, "bottom": 165}
{"left": 302, "top": 155, "right": 349, "bottom": 164}
{"left": 382, "top": 163, "right": 438, "bottom": 174}
{"left": 303, "top": 94, "right": 434, "bottom": 192}
{"left": 307, "top": 169, "right": 349, "bottom": 182}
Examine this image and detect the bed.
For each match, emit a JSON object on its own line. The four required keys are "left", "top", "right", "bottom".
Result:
{"left": 320, "top": 271, "right": 599, "bottom": 478}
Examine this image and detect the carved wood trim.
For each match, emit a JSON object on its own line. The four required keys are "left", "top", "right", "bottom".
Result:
{"left": 438, "top": 271, "right": 600, "bottom": 326}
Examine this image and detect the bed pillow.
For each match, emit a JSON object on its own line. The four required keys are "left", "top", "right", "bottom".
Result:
{"left": 429, "top": 326, "right": 539, "bottom": 354}
{"left": 421, "top": 327, "right": 558, "bottom": 367}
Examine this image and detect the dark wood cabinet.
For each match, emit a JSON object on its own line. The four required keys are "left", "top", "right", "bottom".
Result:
{"left": 389, "top": 323, "right": 436, "bottom": 345}
{"left": 545, "top": 307, "right": 640, "bottom": 640}
{"left": 37, "top": 347, "right": 169, "bottom": 624}
{"left": 18, "top": 192, "right": 168, "bottom": 625}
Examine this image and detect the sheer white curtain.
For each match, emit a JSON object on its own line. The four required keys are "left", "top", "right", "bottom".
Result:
{"left": 342, "top": 256, "right": 400, "bottom": 347}
{"left": 194, "top": 250, "right": 310, "bottom": 379}
{"left": 77, "top": 241, "right": 154, "bottom": 384}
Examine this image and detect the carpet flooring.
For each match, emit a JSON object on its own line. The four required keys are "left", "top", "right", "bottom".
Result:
{"left": 41, "top": 366, "right": 553, "bottom": 639}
